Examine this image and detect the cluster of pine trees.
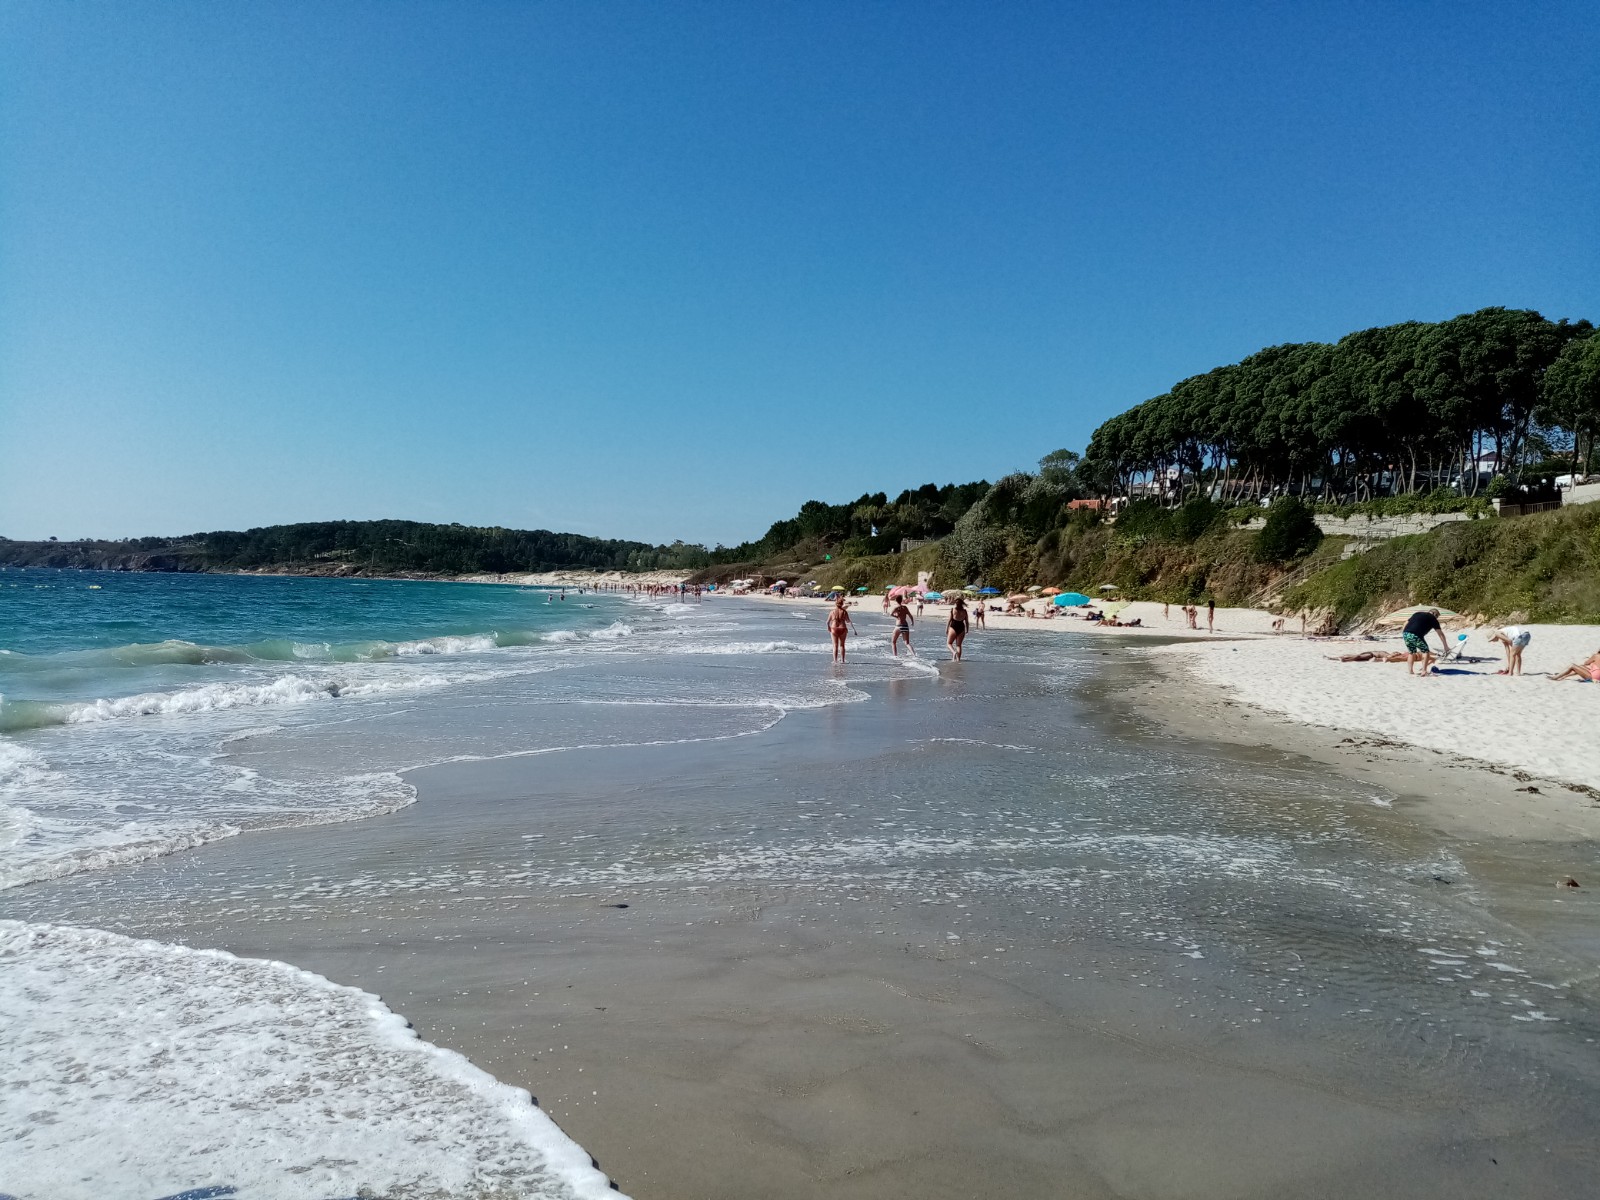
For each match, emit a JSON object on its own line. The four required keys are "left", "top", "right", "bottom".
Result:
{"left": 1081, "top": 308, "right": 1600, "bottom": 502}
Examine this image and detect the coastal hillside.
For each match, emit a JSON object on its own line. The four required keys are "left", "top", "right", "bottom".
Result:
{"left": 0, "top": 520, "right": 711, "bottom": 577}
{"left": 692, "top": 304, "right": 1600, "bottom": 624}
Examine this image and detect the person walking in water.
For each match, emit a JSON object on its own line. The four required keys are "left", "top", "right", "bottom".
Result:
{"left": 889, "top": 597, "right": 916, "bottom": 656}
{"left": 946, "top": 596, "right": 969, "bottom": 661}
{"left": 827, "top": 597, "right": 857, "bottom": 663}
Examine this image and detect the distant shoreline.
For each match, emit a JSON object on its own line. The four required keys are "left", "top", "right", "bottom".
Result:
{"left": 0, "top": 560, "right": 694, "bottom": 589}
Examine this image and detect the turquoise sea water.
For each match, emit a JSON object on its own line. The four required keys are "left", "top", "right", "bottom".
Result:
{"left": 0, "top": 567, "right": 915, "bottom": 890}
{"left": 0, "top": 569, "right": 732, "bottom": 887}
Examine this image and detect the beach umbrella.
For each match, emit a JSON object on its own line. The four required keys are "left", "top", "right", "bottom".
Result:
{"left": 1053, "top": 592, "right": 1092, "bottom": 607}
{"left": 978, "top": 587, "right": 1000, "bottom": 595}
{"left": 1027, "top": 585, "right": 1043, "bottom": 592}
{"left": 888, "top": 585, "right": 914, "bottom": 597}
{"left": 924, "top": 591, "right": 943, "bottom": 600}
{"left": 1101, "top": 601, "right": 1130, "bottom": 616}
{"left": 1041, "top": 587, "right": 1060, "bottom": 596}
{"left": 1374, "top": 605, "right": 1462, "bottom": 627}
{"left": 855, "top": 586, "right": 869, "bottom": 593}
{"left": 1098, "top": 583, "right": 1120, "bottom": 591}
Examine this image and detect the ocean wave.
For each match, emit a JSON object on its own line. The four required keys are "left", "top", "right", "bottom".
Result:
{"left": 0, "top": 672, "right": 453, "bottom": 732}
{"left": 0, "top": 919, "right": 620, "bottom": 1198}
{"left": 667, "top": 640, "right": 814, "bottom": 655}
{"left": 0, "top": 627, "right": 590, "bottom": 672}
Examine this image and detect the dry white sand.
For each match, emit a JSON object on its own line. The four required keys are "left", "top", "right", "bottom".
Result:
{"left": 1164, "top": 624, "right": 1600, "bottom": 791}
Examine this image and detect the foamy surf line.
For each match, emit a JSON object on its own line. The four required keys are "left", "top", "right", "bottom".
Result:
{"left": 0, "top": 919, "right": 623, "bottom": 1200}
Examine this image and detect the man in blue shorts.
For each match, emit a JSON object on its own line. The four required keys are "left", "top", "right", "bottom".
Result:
{"left": 1401, "top": 607, "right": 1449, "bottom": 678}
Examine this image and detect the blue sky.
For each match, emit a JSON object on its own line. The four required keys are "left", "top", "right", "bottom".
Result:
{"left": 2, "top": 2, "right": 1596, "bottom": 547}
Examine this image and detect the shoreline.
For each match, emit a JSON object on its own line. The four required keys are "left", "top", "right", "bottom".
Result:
{"left": 0, "top": 561, "right": 694, "bottom": 589}
{"left": 9, "top": 618, "right": 1600, "bottom": 1196}
{"left": 1112, "top": 649, "right": 1600, "bottom": 847}
{"left": 743, "top": 592, "right": 1600, "bottom": 827}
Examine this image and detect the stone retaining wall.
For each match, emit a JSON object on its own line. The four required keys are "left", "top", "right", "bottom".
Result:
{"left": 1241, "top": 511, "right": 1475, "bottom": 539}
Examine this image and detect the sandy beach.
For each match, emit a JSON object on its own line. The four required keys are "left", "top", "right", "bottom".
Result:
{"left": 8, "top": 592, "right": 1600, "bottom": 1198}
{"left": 743, "top": 590, "right": 1600, "bottom": 804}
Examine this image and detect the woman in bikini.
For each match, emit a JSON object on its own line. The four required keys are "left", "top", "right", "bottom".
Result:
{"left": 1551, "top": 649, "right": 1600, "bottom": 682}
{"left": 889, "top": 599, "right": 915, "bottom": 657}
{"left": 827, "top": 597, "right": 857, "bottom": 663}
{"left": 946, "top": 597, "right": 969, "bottom": 661}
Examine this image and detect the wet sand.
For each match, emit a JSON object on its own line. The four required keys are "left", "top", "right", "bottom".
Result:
{"left": 9, "top": 648, "right": 1600, "bottom": 1198}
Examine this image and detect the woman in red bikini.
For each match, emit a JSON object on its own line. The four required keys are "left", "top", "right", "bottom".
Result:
{"left": 827, "top": 597, "right": 857, "bottom": 663}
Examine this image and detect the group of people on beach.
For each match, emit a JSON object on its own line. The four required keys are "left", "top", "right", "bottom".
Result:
{"left": 826, "top": 594, "right": 978, "bottom": 662}
{"left": 1333, "top": 606, "right": 1600, "bottom": 682}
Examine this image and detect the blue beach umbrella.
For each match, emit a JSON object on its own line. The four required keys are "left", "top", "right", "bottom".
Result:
{"left": 1053, "top": 592, "right": 1092, "bottom": 607}
{"left": 978, "top": 587, "right": 1000, "bottom": 595}
{"left": 923, "top": 591, "right": 944, "bottom": 600}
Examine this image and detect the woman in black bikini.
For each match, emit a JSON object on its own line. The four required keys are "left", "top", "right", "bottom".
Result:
{"left": 889, "top": 600, "right": 915, "bottom": 657}
{"left": 946, "top": 597, "right": 968, "bottom": 661}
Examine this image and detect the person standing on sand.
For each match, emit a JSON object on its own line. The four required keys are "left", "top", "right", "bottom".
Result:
{"left": 1206, "top": 599, "right": 1215, "bottom": 633}
{"left": 1401, "top": 607, "right": 1450, "bottom": 678}
{"left": 826, "top": 597, "right": 857, "bottom": 663}
{"left": 889, "top": 598, "right": 916, "bottom": 656}
{"left": 1489, "top": 625, "right": 1531, "bottom": 675}
{"left": 946, "top": 597, "right": 969, "bottom": 661}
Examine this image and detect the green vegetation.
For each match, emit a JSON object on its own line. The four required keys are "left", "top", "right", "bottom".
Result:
{"left": 1282, "top": 503, "right": 1600, "bottom": 626}
{"left": 1254, "top": 498, "right": 1323, "bottom": 563}
{"left": 0, "top": 520, "right": 711, "bottom": 575}
{"left": 1081, "top": 308, "right": 1598, "bottom": 501}
{"left": 707, "top": 481, "right": 991, "bottom": 564}
{"left": 1308, "top": 489, "right": 1492, "bottom": 520}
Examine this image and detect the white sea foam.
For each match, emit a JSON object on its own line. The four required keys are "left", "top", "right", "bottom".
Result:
{"left": 392, "top": 632, "right": 502, "bottom": 656}
{"left": 0, "top": 919, "right": 621, "bottom": 1200}
{"left": 0, "top": 669, "right": 473, "bottom": 734}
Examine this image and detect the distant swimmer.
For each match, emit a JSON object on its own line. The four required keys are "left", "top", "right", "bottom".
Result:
{"left": 889, "top": 599, "right": 915, "bottom": 657}
{"left": 826, "top": 596, "right": 858, "bottom": 663}
{"left": 946, "top": 597, "right": 969, "bottom": 661}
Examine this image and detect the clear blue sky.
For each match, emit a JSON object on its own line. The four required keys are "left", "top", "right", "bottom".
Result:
{"left": 3, "top": 2, "right": 1595, "bottom": 547}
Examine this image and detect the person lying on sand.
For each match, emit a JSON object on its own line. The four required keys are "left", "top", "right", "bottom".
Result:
{"left": 1328, "top": 650, "right": 1411, "bottom": 663}
{"left": 1550, "top": 650, "right": 1600, "bottom": 682}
